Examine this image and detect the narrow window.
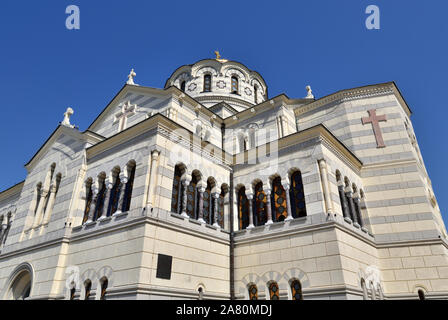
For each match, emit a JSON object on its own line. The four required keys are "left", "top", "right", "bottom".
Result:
{"left": 231, "top": 76, "right": 239, "bottom": 94}
{"left": 290, "top": 171, "right": 307, "bottom": 218}
{"left": 94, "top": 179, "right": 106, "bottom": 221}
{"left": 291, "top": 280, "right": 303, "bottom": 300}
{"left": 269, "top": 282, "right": 280, "bottom": 300}
{"left": 254, "top": 85, "right": 258, "bottom": 104}
{"left": 84, "top": 281, "right": 92, "bottom": 300}
{"left": 203, "top": 180, "right": 213, "bottom": 225}
{"left": 70, "top": 286, "right": 76, "bottom": 300}
{"left": 100, "top": 278, "right": 108, "bottom": 300}
{"left": 248, "top": 284, "right": 258, "bottom": 300}
{"left": 180, "top": 80, "right": 186, "bottom": 92}
{"left": 238, "top": 187, "right": 249, "bottom": 230}
{"left": 361, "top": 279, "right": 368, "bottom": 300}
{"left": 254, "top": 182, "right": 267, "bottom": 226}
{"left": 204, "top": 75, "right": 212, "bottom": 92}
{"left": 418, "top": 289, "right": 425, "bottom": 300}
{"left": 272, "top": 177, "right": 287, "bottom": 222}
{"left": 217, "top": 189, "right": 225, "bottom": 228}
{"left": 186, "top": 174, "right": 199, "bottom": 219}
{"left": 122, "top": 163, "right": 136, "bottom": 212}
{"left": 109, "top": 175, "right": 121, "bottom": 216}
{"left": 171, "top": 165, "right": 183, "bottom": 214}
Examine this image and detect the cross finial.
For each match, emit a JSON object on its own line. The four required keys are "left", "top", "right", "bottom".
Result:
{"left": 127, "top": 68, "right": 137, "bottom": 85}
{"left": 214, "top": 51, "right": 221, "bottom": 60}
{"left": 61, "top": 107, "right": 74, "bottom": 128}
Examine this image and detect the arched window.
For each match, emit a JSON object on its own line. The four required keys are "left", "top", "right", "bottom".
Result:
{"left": 268, "top": 282, "right": 280, "bottom": 300}
{"left": 100, "top": 278, "right": 108, "bottom": 300}
{"left": 94, "top": 178, "right": 106, "bottom": 221}
{"left": 418, "top": 289, "right": 425, "bottom": 300}
{"left": 361, "top": 278, "right": 368, "bottom": 300}
{"left": 204, "top": 74, "right": 212, "bottom": 92}
{"left": 254, "top": 182, "right": 267, "bottom": 226}
{"left": 290, "top": 171, "right": 307, "bottom": 218}
{"left": 271, "top": 177, "right": 287, "bottom": 222}
{"left": 198, "top": 287, "right": 204, "bottom": 300}
{"left": 370, "top": 282, "right": 376, "bottom": 300}
{"left": 180, "top": 80, "right": 186, "bottom": 92}
{"left": 352, "top": 183, "right": 363, "bottom": 227}
{"left": 344, "top": 177, "right": 355, "bottom": 221}
{"left": 82, "top": 180, "right": 93, "bottom": 224}
{"left": 84, "top": 280, "right": 92, "bottom": 300}
{"left": 254, "top": 85, "right": 258, "bottom": 104}
{"left": 70, "top": 286, "right": 76, "bottom": 300}
{"left": 248, "top": 284, "right": 258, "bottom": 300}
{"left": 217, "top": 188, "right": 226, "bottom": 228}
{"left": 290, "top": 280, "right": 303, "bottom": 300}
{"left": 108, "top": 169, "right": 121, "bottom": 216}
{"left": 203, "top": 179, "right": 214, "bottom": 225}
{"left": 122, "top": 162, "right": 136, "bottom": 212}
{"left": 238, "top": 187, "right": 249, "bottom": 230}
{"left": 34, "top": 183, "right": 42, "bottom": 214}
{"left": 231, "top": 76, "right": 239, "bottom": 94}
{"left": 171, "top": 165, "right": 183, "bottom": 214}
{"left": 5, "top": 267, "right": 32, "bottom": 300}
{"left": 186, "top": 173, "right": 200, "bottom": 219}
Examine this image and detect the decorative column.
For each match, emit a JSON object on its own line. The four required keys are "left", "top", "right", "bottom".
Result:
{"left": 42, "top": 184, "right": 57, "bottom": 225}
{"left": 197, "top": 186, "right": 206, "bottom": 224}
{"left": 181, "top": 179, "right": 191, "bottom": 218}
{"left": 318, "top": 159, "right": 334, "bottom": 219}
{"left": 33, "top": 189, "right": 49, "bottom": 228}
{"left": 212, "top": 192, "right": 220, "bottom": 228}
{"left": 147, "top": 150, "right": 160, "bottom": 208}
{"left": 113, "top": 176, "right": 128, "bottom": 216}
{"left": 86, "top": 187, "right": 99, "bottom": 223}
{"left": 264, "top": 188, "right": 273, "bottom": 225}
{"left": 345, "top": 189, "right": 359, "bottom": 225}
{"left": 283, "top": 183, "right": 294, "bottom": 221}
{"left": 246, "top": 193, "right": 255, "bottom": 229}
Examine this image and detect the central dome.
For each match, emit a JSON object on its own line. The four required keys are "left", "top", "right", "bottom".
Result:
{"left": 165, "top": 58, "right": 268, "bottom": 113}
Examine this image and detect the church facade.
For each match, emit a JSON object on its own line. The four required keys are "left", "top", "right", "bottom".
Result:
{"left": 0, "top": 56, "right": 447, "bottom": 300}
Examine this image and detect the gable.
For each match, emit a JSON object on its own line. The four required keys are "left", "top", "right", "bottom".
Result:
{"left": 88, "top": 86, "right": 173, "bottom": 138}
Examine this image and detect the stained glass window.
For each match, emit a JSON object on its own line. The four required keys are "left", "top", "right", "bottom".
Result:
{"left": 291, "top": 280, "right": 303, "bottom": 300}
{"left": 248, "top": 284, "right": 258, "bottom": 300}
{"left": 272, "top": 177, "right": 287, "bottom": 222}
{"left": 254, "top": 182, "right": 267, "bottom": 226}
{"left": 269, "top": 282, "right": 280, "bottom": 300}
{"left": 238, "top": 188, "right": 249, "bottom": 230}
{"left": 290, "top": 171, "right": 307, "bottom": 218}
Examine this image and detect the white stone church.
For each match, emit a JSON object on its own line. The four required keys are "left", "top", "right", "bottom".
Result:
{"left": 0, "top": 54, "right": 447, "bottom": 300}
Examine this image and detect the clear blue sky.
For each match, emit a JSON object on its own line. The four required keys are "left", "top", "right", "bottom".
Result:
{"left": 0, "top": 1, "right": 447, "bottom": 222}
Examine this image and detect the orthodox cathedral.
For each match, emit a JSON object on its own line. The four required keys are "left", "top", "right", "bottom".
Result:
{"left": 0, "top": 53, "right": 447, "bottom": 300}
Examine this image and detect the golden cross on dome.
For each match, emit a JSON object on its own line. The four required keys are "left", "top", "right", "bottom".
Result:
{"left": 214, "top": 51, "right": 221, "bottom": 60}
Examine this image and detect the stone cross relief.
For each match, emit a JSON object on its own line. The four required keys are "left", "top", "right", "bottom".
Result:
{"left": 115, "top": 101, "right": 138, "bottom": 132}
{"left": 362, "top": 109, "right": 387, "bottom": 148}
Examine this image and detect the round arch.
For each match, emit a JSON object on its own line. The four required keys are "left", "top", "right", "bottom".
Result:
{"left": 2, "top": 262, "right": 34, "bottom": 300}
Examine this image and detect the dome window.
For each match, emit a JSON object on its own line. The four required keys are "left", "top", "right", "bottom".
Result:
{"left": 180, "top": 80, "right": 186, "bottom": 92}
{"left": 204, "top": 74, "right": 212, "bottom": 92}
{"left": 231, "top": 76, "right": 239, "bottom": 94}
